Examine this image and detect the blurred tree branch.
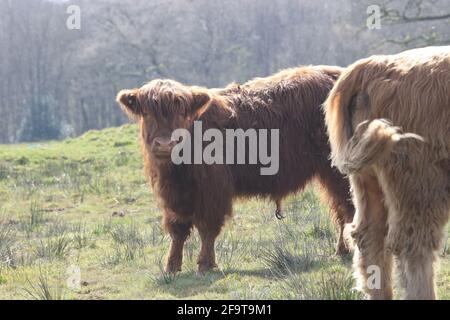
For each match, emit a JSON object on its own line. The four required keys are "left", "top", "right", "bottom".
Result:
{"left": 376, "top": 0, "right": 449, "bottom": 48}
{"left": 93, "top": 4, "right": 169, "bottom": 78}
{"left": 380, "top": 0, "right": 450, "bottom": 24}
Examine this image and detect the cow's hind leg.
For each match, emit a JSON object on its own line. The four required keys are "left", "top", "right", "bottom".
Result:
{"left": 386, "top": 194, "right": 449, "bottom": 299}
{"left": 317, "top": 166, "right": 354, "bottom": 255}
{"left": 349, "top": 172, "right": 393, "bottom": 299}
{"left": 336, "top": 220, "right": 348, "bottom": 255}
{"left": 163, "top": 213, "right": 192, "bottom": 273}
{"left": 397, "top": 251, "right": 438, "bottom": 299}
{"left": 389, "top": 206, "right": 443, "bottom": 299}
{"left": 382, "top": 161, "right": 450, "bottom": 300}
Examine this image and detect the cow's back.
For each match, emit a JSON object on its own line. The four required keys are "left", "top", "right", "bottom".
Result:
{"left": 220, "top": 66, "right": 342, "bottom": 199}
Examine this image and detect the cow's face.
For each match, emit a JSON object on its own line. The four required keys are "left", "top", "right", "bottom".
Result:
{"left": 117, "top": 80, "right": 211, "bottom": 161}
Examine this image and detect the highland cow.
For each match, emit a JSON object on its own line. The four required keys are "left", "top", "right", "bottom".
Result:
{"left": 324, "top": 46, "right": 450, "bottom": 299}
{"left": 117, "top": 65, "right": 354, "bottom": 274}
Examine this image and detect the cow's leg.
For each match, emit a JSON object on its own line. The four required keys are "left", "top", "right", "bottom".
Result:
{"left": 336, "top": 220, "right": 348, "bottom": 255}
{"left": 317, "top": 166, "right": 354, "bottom": 255}
{"left": 163, "top": 213, "right": 192, "bottom": 273}
{"left": 195, "top": 221, "right": 223, "bottom": 274}
{"left": 381, "top": 162, "right": 450, "bottom": 300}
{"left": 389, "top": 210, "right": 443, "bottom": 299}
{"left": 349, "top": 172, "right": 393, "bottom": 300}
{"left": 397, "top": 251, "right": 437, "bottom": 300}
{"left": 386, "top": 197, "right": 448, "bottom": 299}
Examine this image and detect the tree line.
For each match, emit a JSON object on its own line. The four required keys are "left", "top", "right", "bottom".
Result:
{"left": 0, "top": 0, "right": 448, "bottom": 143}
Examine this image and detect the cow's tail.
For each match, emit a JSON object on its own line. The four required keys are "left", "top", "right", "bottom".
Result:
{"left": 336, "top": 119, "right": 423, "bottom": 175}
{"left": 324, "top": 62, "right": 423, "bottom": 175}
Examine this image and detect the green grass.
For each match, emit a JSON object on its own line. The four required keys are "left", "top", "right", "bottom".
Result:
{"left": 0, "top": 124, "right": 448, "bottom": 300}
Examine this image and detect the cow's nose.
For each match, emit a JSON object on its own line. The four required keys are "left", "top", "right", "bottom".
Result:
{"left": 153, "top": 137, "right": 176, "bottom": 152}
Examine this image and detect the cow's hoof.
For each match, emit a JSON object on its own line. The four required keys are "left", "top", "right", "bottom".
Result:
{"left": 197, "top": 262, "right": 217, "bottom": 275}
{"left": 165, "top": 262, "right": 182, "bottom": 274}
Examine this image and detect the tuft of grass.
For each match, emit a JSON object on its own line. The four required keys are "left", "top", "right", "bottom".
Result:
{"left": 0, "top": 225, "right": 35, "bottom": 269}
{"left": 15, "top": 156, "right": 29, "bottom": 166}
{"left": 307, "top": 215, "right": 335, "bottom": 240}
{"left": 103, "top": 223, "right": 148, "bottom": 265}
{"left": 45, "top": 219, "right": 70, "bottom": 238}
{"left": 216, "top": 232, "right": 247, "bottom": 273}
{"left": 34, "top": 234, "right": 72, "bottom": 260}
{"left": 72, "top": 223, "right": 91, "bottom": 249}
{"left": 260, "top": 242, "right": 317, "bottom": 276}
{"left": 21, "top": 268, "right": 65, "bottom": 300}
{"left": 283, "top": 269, "right": 363, "bottom": 300}
{"left": 149, "top": 224, "right": 166, "bottom": 247}
{"left": 28, "top": 201, "right": 46, "bottom": 230}
{"left": 110, "top": 223, "right": 146, "bottom": 247}
{"left": 0, "top": 224, "right": 16, "bottom": 270}
{"left": 149, "top": 258, "right": 178, "bottom": 286}
{"left": 93, "top": 218, "right": 113, "bottom": 236}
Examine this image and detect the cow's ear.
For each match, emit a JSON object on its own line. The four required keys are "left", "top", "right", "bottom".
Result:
{"left": 190, "top": 90, "right": 211, "bottom": 119}
{"left": 117, "top": 89, "right": 141, "bottom": 119}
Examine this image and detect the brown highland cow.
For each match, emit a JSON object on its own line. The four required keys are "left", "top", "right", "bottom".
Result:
{"left": 324, "top": 46, "right": 450, "bottom": 299}
{"left": 117, "top": 65, "right": 354, "bottom": 273}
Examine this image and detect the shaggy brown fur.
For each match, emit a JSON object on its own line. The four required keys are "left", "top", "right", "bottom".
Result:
{"left": 324, "top": 46, "right": 450, "bottom": 299}
{"left": 117, "top": 65, "right": 354, "bottom": 273}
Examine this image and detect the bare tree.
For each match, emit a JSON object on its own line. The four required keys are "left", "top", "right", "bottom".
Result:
{"left": 0, "top": 0, "right": 448, "bottom": 143}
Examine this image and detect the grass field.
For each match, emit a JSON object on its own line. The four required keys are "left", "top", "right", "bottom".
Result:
{"left": 0, "top": 124, "right": 449, "bottom": 300}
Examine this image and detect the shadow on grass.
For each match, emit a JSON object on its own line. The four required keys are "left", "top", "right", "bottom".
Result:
{"left": 150, "top": 257, "right": 342, "bottom": 298}
{"left": 149, "top": 267, "right": 279, "bottom": 298}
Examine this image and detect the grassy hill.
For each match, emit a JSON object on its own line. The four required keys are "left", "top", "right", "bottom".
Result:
{"left": 0, "top": 125, "right": 449, "bottom": 300}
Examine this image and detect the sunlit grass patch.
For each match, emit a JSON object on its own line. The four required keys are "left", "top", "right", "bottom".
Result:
{"left": 21, "top": 267, "right": 66, "bottom": 300}
{"left": 0, "top": 124, "right": 449, "bottom": 300}
{"left": 282, "top": 267, "right": 363, "bottom": 300}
